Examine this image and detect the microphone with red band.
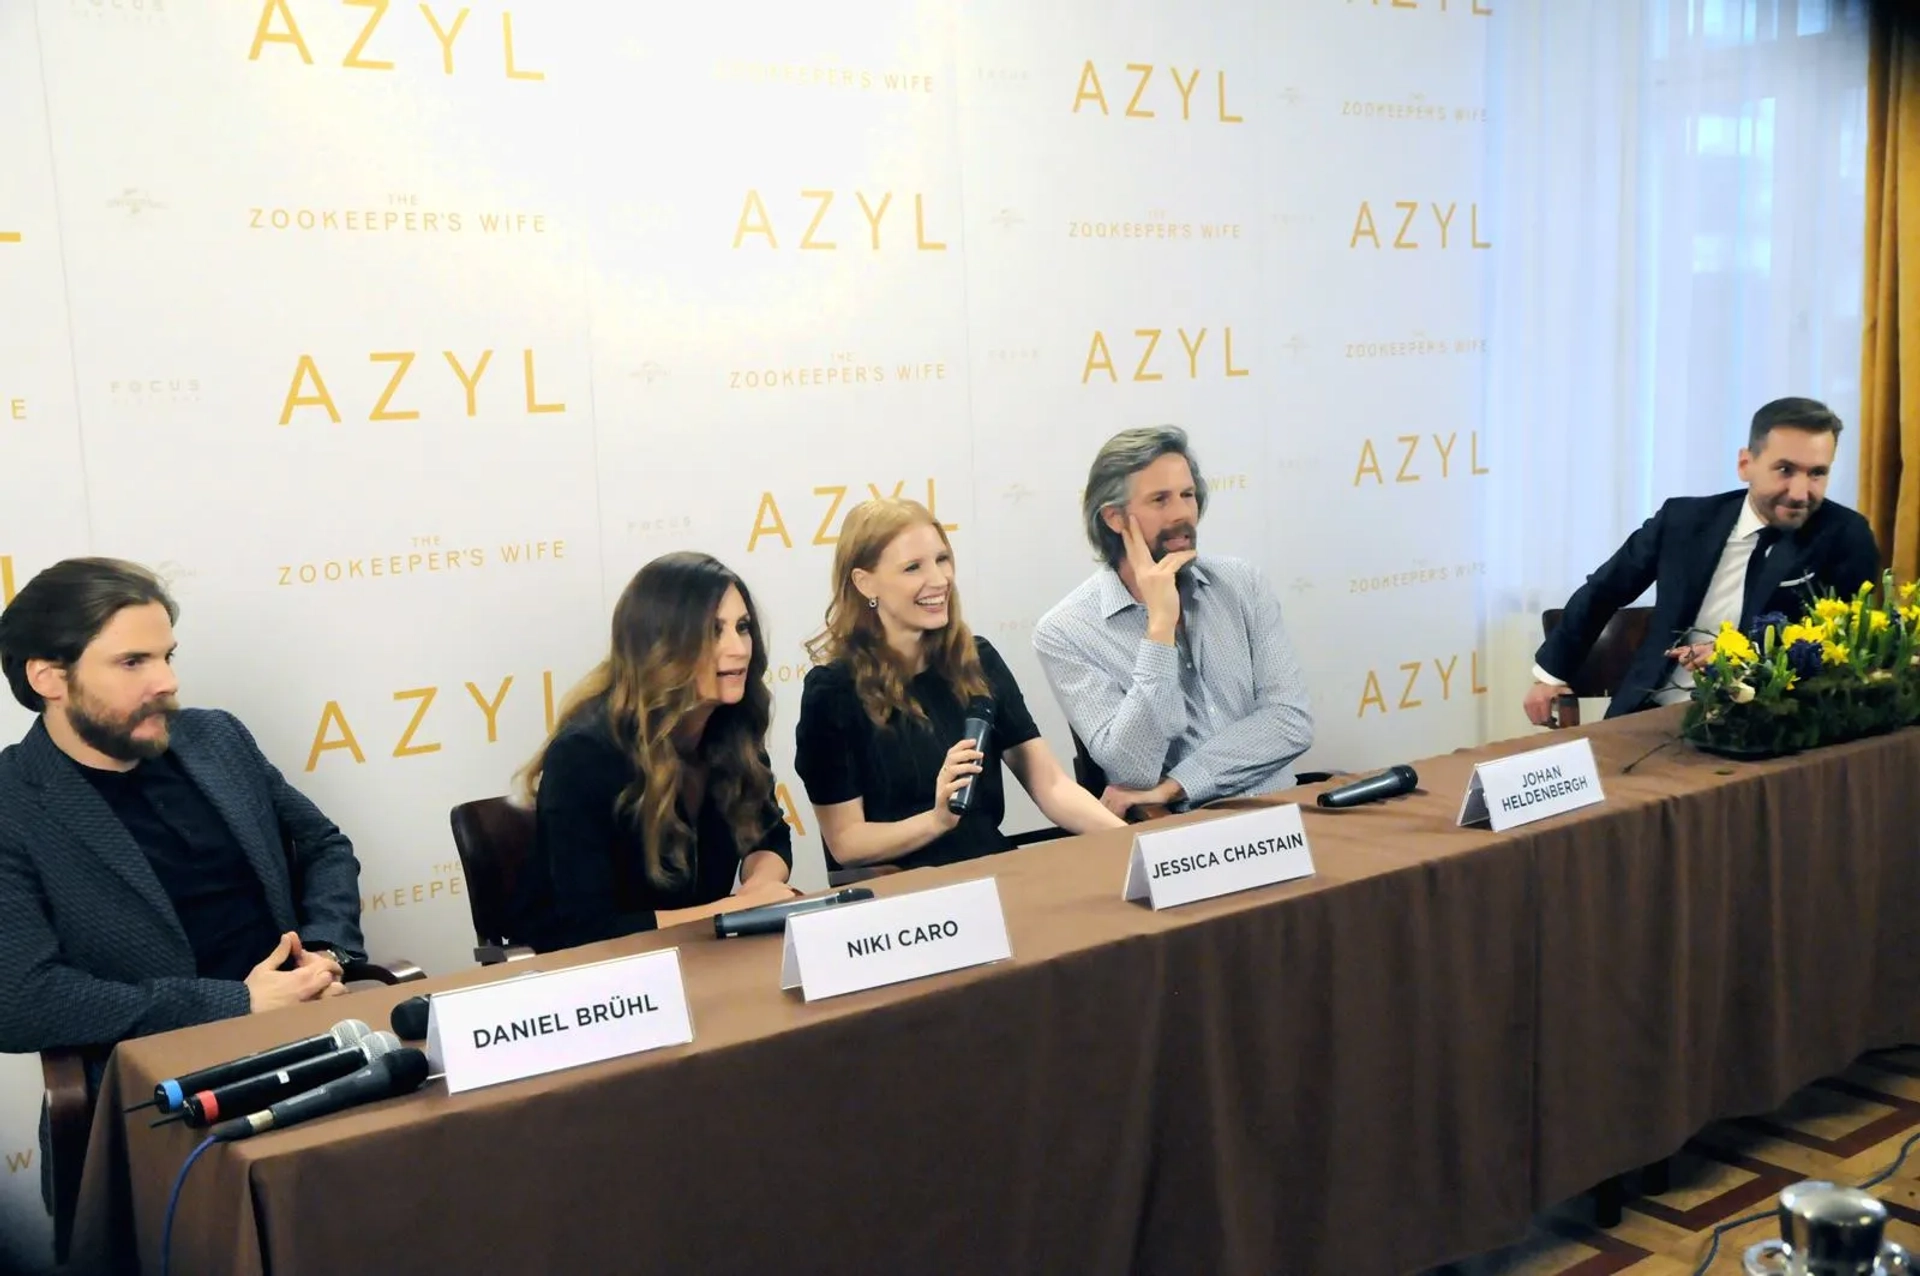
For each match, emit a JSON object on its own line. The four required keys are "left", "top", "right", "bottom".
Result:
{"left": 211, "top": 1047, "right": 431, "bottom": 1141}
{"left": 174, "top": 1032, "right": 401, "bottom": 1128}
{"left": 141, "top": 1019, "right": 372, "bottom": 1115}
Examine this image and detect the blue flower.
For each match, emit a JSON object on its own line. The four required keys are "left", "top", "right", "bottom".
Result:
{"left": 1746, "top": 611, "right": 1792, "bottom": 645}
{"left": 1785, "top": 639, "right": 1824, "bottom": 680}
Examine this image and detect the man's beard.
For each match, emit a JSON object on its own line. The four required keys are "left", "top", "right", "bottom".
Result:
{"left": 65, "top": 684, "right": 178, "bottom": 762}
{"left": 1152, "top": 523, "right": 1198, "bottom": 561}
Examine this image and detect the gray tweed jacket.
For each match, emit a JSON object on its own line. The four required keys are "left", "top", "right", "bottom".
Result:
{"left": 0, "top": 707, "right": 365, "bottom": 1054}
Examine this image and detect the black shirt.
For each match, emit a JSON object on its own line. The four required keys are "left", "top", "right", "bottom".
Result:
{"left": 513, "top": 699, "right": 795, "bottom": 953}
{"left": 794, "top": 637, "right": 1041, "bottom": 871}
{"left": 72, "top": 751, "right": 280, "bottom": 983}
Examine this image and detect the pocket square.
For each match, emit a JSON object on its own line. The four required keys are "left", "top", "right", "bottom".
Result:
{"left": 1778, "top": 573, "right": 1814, "bottom": 588}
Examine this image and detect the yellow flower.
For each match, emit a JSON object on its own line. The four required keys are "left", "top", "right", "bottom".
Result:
{"left": 1814, "top": 598, "right": 1852, "bottom": 622}
{"left": 1713, "top": 621, "right": 1758, "bottom": 665}
{"left": 1901, "top": 604, "right": 1919, "bottom": 626}
{"left": 1823, "top": 641, "right": 1851, "bottom": 666}
{"left": 1900, "top": 580, "right": 1918, "bottom": 605}
{"left": 1866, "top": 610, "right": 1890, "bottom": 635}
{"left": 1782, "top": 621, "right": 1830, "bottom": 646}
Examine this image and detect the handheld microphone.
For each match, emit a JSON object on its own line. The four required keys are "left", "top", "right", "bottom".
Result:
{"left": 177, "top": 1032, "right": 401, "bottom": 1129}
{"left": 393, "top": 967, "right": 548, "bottom": 1040}
{"left": 947, "top": 698, "right": 996, "bottom": 815}
{"left": 144, "top": 1019, "right": 372, "bottom": 1114}
{"left": 713, "top": 888, "right": 876, "bottom": 938}
{"left": 210, "top": 1047, "right": 431, "bottom": 1142}
{"left": 1315, "top": 765, "right": 1419, "bottom": 809}
{"left": 390, "top": 995, "right": 431, "bottom": 1041}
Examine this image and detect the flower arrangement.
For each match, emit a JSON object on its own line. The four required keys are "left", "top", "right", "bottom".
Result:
{"left": 1681, "top": 573, "right": 1920, "bottom": 758}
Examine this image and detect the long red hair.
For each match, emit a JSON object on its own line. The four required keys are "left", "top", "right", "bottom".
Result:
{"left": 804, "top": 498, "right": 989, "bottom": 726}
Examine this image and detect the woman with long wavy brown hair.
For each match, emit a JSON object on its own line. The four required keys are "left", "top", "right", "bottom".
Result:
{"left": 510, "top": 552, "right": 797, "bottom": 951}
{"left": 795, "top": 499, "right": 1122, "bottom": 872}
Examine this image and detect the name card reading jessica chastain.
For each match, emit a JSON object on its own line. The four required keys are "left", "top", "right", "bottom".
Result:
{"left": 1122, "top": 804, "right": 1315, "bottom": 910}
{"left": 780, "top": 878, "right": 1012, "bottom": 1002}
{"left": 426, "top": 949, "right": 693, "bottom": 1094}
{"left": 1456, "top": 737, "right": 1605, "bottom": 832}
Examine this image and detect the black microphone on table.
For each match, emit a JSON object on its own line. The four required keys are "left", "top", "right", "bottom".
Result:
{"left": 160, "top": 1032, "right": 402, "bottom": 1129}
{"left": 391, "top": 994, "right": 431, "bottom": 1041}
{"left": 947, "top": 697, "right": 996, "bottom": 815}
{"left": 133, "top": 1018, "right": 372, "bottom": 1115}
{"left": 713, "top": 887, "right": 877, "bottom": 938}
{"left": 210, "top": 1047, "right": 431, "bottom": 1142}
{"left": 1315, "top": 765, "right": 1419, "bottom": 809}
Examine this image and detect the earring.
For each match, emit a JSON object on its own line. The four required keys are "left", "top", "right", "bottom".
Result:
{"left": 866, "top": 596, "right": 878, "bottom": 609}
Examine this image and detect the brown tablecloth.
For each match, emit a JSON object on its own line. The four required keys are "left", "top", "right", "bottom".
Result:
{"left": 68, "top": 710, "right": 1920, "bottom": 1276}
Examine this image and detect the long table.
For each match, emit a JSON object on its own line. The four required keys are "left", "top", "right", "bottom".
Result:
{"left": 69, "top": 709, "right": 1920, "bottom": 1275}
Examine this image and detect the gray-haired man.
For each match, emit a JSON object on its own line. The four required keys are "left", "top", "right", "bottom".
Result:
{"left": 1033, "top": 426, "right": 1314, "bottom": 817}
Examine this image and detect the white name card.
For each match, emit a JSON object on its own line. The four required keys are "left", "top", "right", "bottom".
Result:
{"left": 426, "top": 949, "right": 694, "bottom": 1094}
{"left": 1457, "top": 737, "right": 1606, "bottom": 832}
{"left": 1122, "top": 804, "right": 1315, "bottom": 910}
{"left": 780, "top": 877, "right": 1012, "bottom": 1002}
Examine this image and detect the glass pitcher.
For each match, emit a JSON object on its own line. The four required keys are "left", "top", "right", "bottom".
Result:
{"left": 1743, "top": 1181, "right": 1913, "bottom": 1276}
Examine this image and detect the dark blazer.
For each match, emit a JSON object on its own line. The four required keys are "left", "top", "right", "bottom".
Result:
{"left": 0, "top": 708, "right": 365, "bottom": 1054}
{"left": 1536, "top": 490, "right": 1882, "bottom": 719}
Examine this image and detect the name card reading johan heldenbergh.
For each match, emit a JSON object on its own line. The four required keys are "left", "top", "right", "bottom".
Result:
{"left": 780, "top": 878, "right": 1012, "bottom": 1002}
{"left": 1456, "top": 737, "right": 1606, "bottom": 832}
{"left": 426, "top": 950, "right": 694, "bottom": 1094}
{"left": 1122, "top": 804, "right": 1316, "bottom": 910}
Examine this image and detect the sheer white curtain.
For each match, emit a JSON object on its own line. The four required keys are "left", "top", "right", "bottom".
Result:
{"left": 1478, "top": 0, "right": 1870, "bottom": 734}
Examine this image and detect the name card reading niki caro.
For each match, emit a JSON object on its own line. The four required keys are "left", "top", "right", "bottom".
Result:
{"left": 780, "top": 878, "right": 1012, "bottom": 1002}
{"left": 1457, "top": 737, "right": 1606, "bottom": 832}
{"left": 1123, "top": 803, "right": 1315, "bottom": 909}
{"left": 426, "top": 949, "right": 694, "bottom": 1095}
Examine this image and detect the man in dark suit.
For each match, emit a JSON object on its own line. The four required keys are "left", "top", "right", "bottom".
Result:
{"left": 1526, "top": 397, "right": 1883, "bottom": 724}
{"left": 0, "top": 557, "right": 363, "bottom": 1054}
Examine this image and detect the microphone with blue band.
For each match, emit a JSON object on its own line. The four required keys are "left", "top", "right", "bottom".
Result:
{"left": 134, "top": 1019, "right": 371, "bottom": 1115}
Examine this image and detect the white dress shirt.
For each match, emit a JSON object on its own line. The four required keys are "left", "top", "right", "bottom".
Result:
{"left": 1535, "top": 497, "right": 1770, "bottom": 705}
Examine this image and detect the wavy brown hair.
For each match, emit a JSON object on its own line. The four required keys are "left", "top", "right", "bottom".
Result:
{"left": 804, "top": 498, "right": 989, "bottom": 727}
{"left": 516, "top": 552, "right": 774, "bottom": 893}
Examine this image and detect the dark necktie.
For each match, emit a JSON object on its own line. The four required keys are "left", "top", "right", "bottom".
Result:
{"left": 1740, "top": 525, "right": 1784, "bottom": 628}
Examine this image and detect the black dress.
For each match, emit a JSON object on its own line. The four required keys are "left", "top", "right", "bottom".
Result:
{"left": 511, "top": 699, "right": 793, "bottom": 952}
{"left": 794, "top": 637, "right": 1041, "bottom": 871}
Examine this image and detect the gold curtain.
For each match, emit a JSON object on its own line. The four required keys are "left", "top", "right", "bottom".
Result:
{"left": 1861, "top": 11, "right": 1920, "bottom": 582}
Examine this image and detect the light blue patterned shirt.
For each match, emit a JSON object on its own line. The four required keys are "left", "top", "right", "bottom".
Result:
{"left": 1032, "top": 556, "right": 1314, "bottom": 807}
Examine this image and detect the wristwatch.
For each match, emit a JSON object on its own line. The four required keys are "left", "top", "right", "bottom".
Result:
{"left": 311, "top": 946, "right": 352, "bottom": 973}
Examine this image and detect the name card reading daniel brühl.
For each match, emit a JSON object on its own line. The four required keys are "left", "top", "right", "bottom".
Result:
{"left": 780, "top": 877, "right": 1012, "bottom": 1002}
{"left": 426, "top": 949, "right": 694, "bottom": 1094}
{"left": 1456, "top": 737, "right": 1606, "bottom": 832}
{"left": 1123, "top": 804, "right": 1315, "bottom": 910}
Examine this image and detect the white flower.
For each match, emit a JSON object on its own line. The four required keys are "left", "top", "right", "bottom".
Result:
{"left": 1729, "top": 681, "right": 1756, "bottom": 703}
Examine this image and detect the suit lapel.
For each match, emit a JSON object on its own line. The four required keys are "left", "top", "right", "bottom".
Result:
{"left": 1670, "top": 493, "right": 1746, "bottom": 630}
{"left": 17, "top": 721, "right": 185, "bottom": 941}
{"left": 169, "top": 718, "right": 294, "bottom": 926}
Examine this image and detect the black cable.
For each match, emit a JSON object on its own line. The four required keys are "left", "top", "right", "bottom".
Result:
{"left": 1620, "top": 734, "right": 1681, "bottom": 775}
{"left": 1691, "top": 1128, "right": 1920, "bottom": 1276}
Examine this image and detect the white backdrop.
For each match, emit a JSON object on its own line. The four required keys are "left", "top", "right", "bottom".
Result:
{"left": 0, "top": 0, "right": 1493, "bottom": 1261}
